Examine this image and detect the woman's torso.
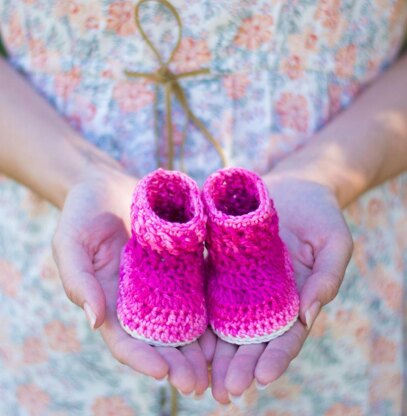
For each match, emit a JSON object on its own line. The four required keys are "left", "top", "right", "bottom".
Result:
{"left": 1, "top": 0, "right": 406, "bottom": 181}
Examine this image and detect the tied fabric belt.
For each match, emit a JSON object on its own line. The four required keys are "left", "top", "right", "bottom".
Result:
{"left": 125, "top": 0, "right": 227, "bottom": 171}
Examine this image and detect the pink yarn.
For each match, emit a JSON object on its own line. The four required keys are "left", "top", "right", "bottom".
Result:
{"left": 117, "top": 169, "right": 208, "bottom": 346}
{"left": 202, "top": 167, "right": 300, "bottom": 344}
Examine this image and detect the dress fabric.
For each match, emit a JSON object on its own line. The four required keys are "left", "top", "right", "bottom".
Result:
{"left": 0, "top": 1, "right": 407, "bottom": 415}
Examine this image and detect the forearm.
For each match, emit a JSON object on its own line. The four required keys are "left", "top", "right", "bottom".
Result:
{"left": 0, "top": 57, "right": 122, "bottom": 209}
{"left": 269, "top": 53, "right": 407, "bottom": 208}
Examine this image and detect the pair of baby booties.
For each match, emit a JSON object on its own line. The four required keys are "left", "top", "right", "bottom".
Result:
{"left": 116, "top": 167, "right": 300, "bottom": 347}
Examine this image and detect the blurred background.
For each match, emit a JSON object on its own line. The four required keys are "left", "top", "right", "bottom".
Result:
{"left": 0, "top": 34, "right": 5, "bottom": 57}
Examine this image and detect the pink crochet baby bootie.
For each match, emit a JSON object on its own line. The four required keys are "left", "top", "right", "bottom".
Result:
{"left": 117, "top": 169, "right": 208, "bottom": 347}
{"left": 202, "top": 167, "right": 299, "bottom": 345}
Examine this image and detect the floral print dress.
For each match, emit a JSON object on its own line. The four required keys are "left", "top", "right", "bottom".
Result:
{"left": 0, "top": 1, "right": 407, "bottom": 415}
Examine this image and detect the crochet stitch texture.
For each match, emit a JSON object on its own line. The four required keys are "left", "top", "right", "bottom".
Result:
{"left": 202, "top": 167, "right": 300, "bottom": 344}
{"left": 117, "top": 169, "right": 208, "bottom": 347}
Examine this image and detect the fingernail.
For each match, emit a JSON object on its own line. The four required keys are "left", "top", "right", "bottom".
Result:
{"left": 229, "top": 394, "right": 244, "bottom": 406}
{"left": 305, "top": 301, "right": 321, "bottom": 330}
{"left": 84, "top": 302, "right": 96, "bottom": 330}
{"left": 255, "top": 380, "right": 268, "bottom": 391}
{"left": 155, "top": 375, "right": 168, "bottom": 387}
{"left": 179, "top": 391, "right": 194, "bottom": 398}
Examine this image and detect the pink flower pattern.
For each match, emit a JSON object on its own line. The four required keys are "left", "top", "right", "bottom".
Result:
{"left": 275, "top": 93, "right": 309, "bottom": 133}
{"left": 173, "top": 38, "right": 211, "bottom": 72}
{"left": 54, "top": 68, "right": 81, "bottom": 99}
{"left": 222, "top": 73, "right": 251, "bottom": 100}
{"left": 17, "top": 384, "right": 50, "bottom": 416}
{"left": 92, "top": 396, "right": 135, "bottom": 416}
{"left": 235, "top": 15, "right": 274, "bottom": 50}
{"left": 335, "top": 44, "right": 357, "bottom": 78}
{"left": 113, "top": 81, "right": 154, "bottom": 113}
{"left": 44, "top": 321, "right": 81, "bottom": 353}
{"left": 106, "top": 1, "right": 136, "bottom": 36}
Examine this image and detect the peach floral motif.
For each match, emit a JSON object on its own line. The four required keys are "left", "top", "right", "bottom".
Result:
{"left": 395, "top": 217, "right": 407, "bottom": 248}
{"left": 243, "top": 383, "right": 260, "bottom": 406}
{"left": 372, "top": 336, "right": 397, "bottom": 364}
{"left": 54, "top": 0, "right": 80, "bottom": 17}
{"left": 69, "top": 1, "right": 81, "bottom": 15}
{"left": 324, "top": 403, "right": 363, "bottom": 416}
{"left": 44, "top": 320, "right": 81, "bottom": 353}
{"left": 286, "top": 27, "right": 318, "bottom": 62}
{"left": 0, "top": 342, "right": 19, "bottom": 372}
{"left": 315, "top": 0, "right": 341, "bottom": 31}
{"left": 366, "top": 197, "right": 387, "bottom": 228}
{"left": 23, "top": 337, "right": 48, "bottom": 364}
{"left": 331, "top": 310, "right": 370, "bottom": 346}
{"left": 55, "top": 68, "right": 81, "bottom": 99}
{"left": 369, "top": 371, "right": 402, "bottom": 406}
{"left": 328, "top": 83, "right": 342, "bottom": 118}
{"left": 281, "top": 55, "right": 304, "bottom": 80}
{"left": 222, "top": 73, "right": 251, "bottom": 100}
{"left": 235, "top": 15, "right": 274, "bottom": 50}
{"left": 113, "top": 81, "right": 154, "bottom": 112}
{"left": 264, "top": 411, "right": 294, "bottom": 416}
{"left": 40, "top": 256, "right": 59, "bottom": 281}
{"left": 352, "top": 236, "right": 368, "bottom": 275}
{"left": 106, "top": 1, "right": 136, "bottom": 36}
{"left": 28, "top": 39, "right": 49, "bottom": 70}
{"left": 66, "top": 95, "right": 97, "bottom": 131}
{"left": 92, "top": 396, "right": 135, "bottom": 416}
{"left": 17, "top": 384, "right": 50, "bottom": 416}
{"left": 371, "top": 265, "right": 402, "bottom": 312}
{"left": 305, "top": 32, "right": 318, "bottom": 50}
{"left": 389, "top": 0, "right": 406, "bottom": 27}
{"left": 173, "top": 38, "right": 211, "bottom": 72}
{"left": 310, "top": 309, "right": 329, "bottom": 337}
{"left": 365, "top": 59, "right": 381, "bottom": 83}
{"left": 0, "top": 259, "right": 22, "bottom": 297}
{"left": 275, "top": 93, "right": 309, "bottom": 133}
{"left": 6, "top": 12, "right": 24, "bottom": 50}
{"left": 267, "top": 376, "right": 301, "bottom": 400}
{"left": 335, "top": 44, "right": 357, "bottom": 78}
{"left": 27, "top": 37, "right": 61, "bottom": 71}
{"left": 58, "top": 1, "right": 102, "bottom": 33}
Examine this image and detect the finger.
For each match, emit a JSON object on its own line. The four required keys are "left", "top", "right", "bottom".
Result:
{"left": 211, "top": 340, "right": 238, "bottom": 404}
{"left": 255, "top": 321, "right": 307, "bottom": 387}
{"left": 299, "top": 234, "right": 353, "bottom": 329}
{"left": 180, "top": 341, "right": 209, "bottom": 395}
{"left": 100, "top": 310, "right": 169, "bottom": 380}
{"left": 225, "top": 344, "right": 266, "bottom": 397}
{"left": 198, "top": 328, "right": 217, "bottom": 363}
{"left": 52, "top": 237, "right": 106, "bottom": 329}
{"left": 156, "top": 346, "right": 196, "bottom": 395}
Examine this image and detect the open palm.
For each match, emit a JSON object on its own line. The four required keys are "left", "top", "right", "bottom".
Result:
{"left": 52, "top": 168, "right": 214, "bottom": 395}
{"left": 210, "top": 175, "right": 353, "bottom": 403}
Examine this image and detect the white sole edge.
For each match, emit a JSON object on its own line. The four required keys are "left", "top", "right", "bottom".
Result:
{"left": 212, "top": 315, "right": 298, "bottom": 345}
{"left": 118, "top": 316, "right": 199, "bottom": 347}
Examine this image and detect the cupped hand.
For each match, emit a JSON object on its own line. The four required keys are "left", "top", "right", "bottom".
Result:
{"left": 52, "top": 167, "right": 215, "bottom": 395}
{"left": 210, "top": 175, "right": 353, "bottom": 403}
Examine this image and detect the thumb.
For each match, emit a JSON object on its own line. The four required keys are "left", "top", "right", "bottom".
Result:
{"left": 52, "top": 236, "right": 106, "bottom": 329}
{"left": 299, "top": 235, "right": 353, "bottom": 330}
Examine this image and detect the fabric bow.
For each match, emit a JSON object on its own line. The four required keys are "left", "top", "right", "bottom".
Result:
{"left": 125, "top": 0, "right": 227, "bottom": 171}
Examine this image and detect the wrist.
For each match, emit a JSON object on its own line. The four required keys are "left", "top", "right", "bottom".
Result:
{"left": 56, "top": 133, "right": 125, "bottom": 209}
{"left": 266, "top": 144, "right": 362, "bottom": 209}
